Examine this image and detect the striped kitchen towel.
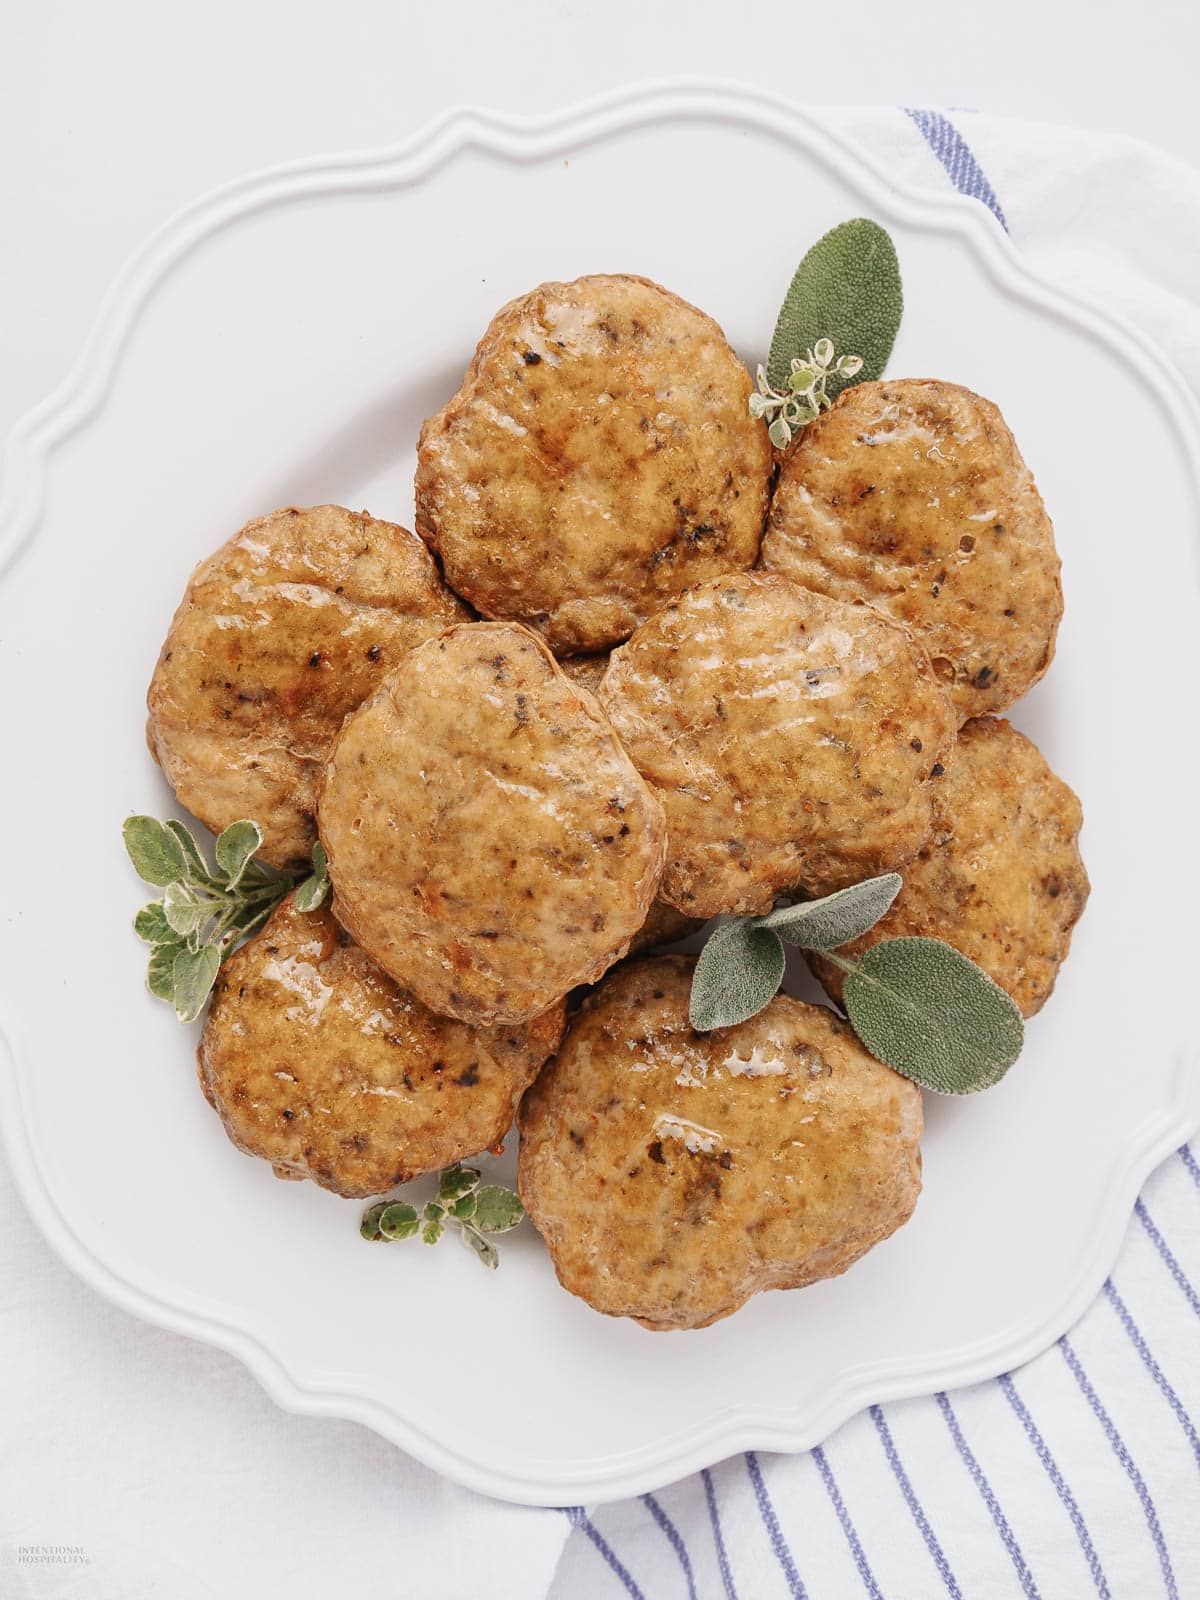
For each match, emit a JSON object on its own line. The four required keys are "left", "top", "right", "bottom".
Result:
{"left": 548, "top": 109, "right": 1200, "bottom": 1600}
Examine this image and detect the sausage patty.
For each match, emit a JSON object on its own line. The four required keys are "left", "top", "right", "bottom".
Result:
{"left": 518, "top": 957, "right": 923, "bottom": 1330}
{"left": 318, "top": 621, "right": 667, "bottom": 1025}
{"left": 810, "top": 717, "right": 1089, "bottom": 1016}
{"left": 415, "top": 275, "right": 772, "bottom": 654}
{"left": 198, "top": 895, "right": 564, "bottom": 1198}
{"left": 599, "top": 573, "right": 957, "bottom": 918}
{"left": 147, "top": 504, "right": 467, "bottom": 869}
{"left": 759, "top": 380, "right": 1062, "bottom": 720}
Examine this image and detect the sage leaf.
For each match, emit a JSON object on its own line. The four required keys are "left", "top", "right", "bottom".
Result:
{"left": 164, "top": 819, "right": 214, "bottom": 884}
{"left": 767, "top": 218, "right": 902, "bottom": 395}
{"left": 146, "top": 940, "right": 184, "bottom": 1002}
{"left": 422, "top": 1219, "right": 444, "bottom": 1246}
{"left": 134, "top": 902, "right": 176, "bottom": 945}
{"left": 437, "top": 1165, "right": 481, "bottom": 1205}
{"left": 123, "top": 815, "right": 188, "bottom": 886}
{"left": 378, "top": 1202, "right": 420, "bottom": 1241}
{"left": 461, "top": 1225, "right": 499, "bottom": 1270}
{"left": 293, "top": 843, "right": 330, "bottom": 912}
{"left": 171, "top": 943, "right": 221, "bottom": 1023}
{"left": 162, "top": 880, "right": 206, "bottom": 938}
{"left": 360, "top": 1202, "right": 388, "bottom": 1241}
{"left": 472, "top": 1186, "right": 525, "bottom": 1235}
{"left": 842, "top": 936, "right": 1024, "bottom": 1094}
{"left": 689, "top": 919, "right": 785, "bottom": 1032}
{"left": 214, "top": 819, "right": 263, "bottom": 890}
{"left": 756, "top": 873, "right": 901, "bottom": 949}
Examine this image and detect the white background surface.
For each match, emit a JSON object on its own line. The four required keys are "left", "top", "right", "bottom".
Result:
{"left": 3, "top": 3, "right": 1199, "bottom": 1596}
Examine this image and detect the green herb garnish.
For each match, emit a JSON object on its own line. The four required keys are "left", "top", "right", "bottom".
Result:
{"left": 688, "top": 874, "right": 1024, "bottom": 1094}
{"left": 123, "top": 815, "right": 329, "bottom": 1022}
{"left": 753, "top": 217, "right": 903, "bottom": 446}
{"left": 751, "top": 341, "right": 864, "bottom": 449}
{"left": 361, "top": 1165, "right": 525, "bottom": 1270}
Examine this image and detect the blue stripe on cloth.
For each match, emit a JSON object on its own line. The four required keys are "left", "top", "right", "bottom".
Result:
{"left": 1136, "top": 1198, "right": 1200, "bottom": 1319}
{"left": 701, "top": 1468, "right": 739, "bottom": 1600}
{"left": 744, "top": 1452, "right": 809, "bottom": 1599}
{"left": 1179, "top": 1144, "right": 1200, "bottom": 1190}
{"left": 935, "top": 1392, "right": 1041, "bottom": 1599}
{"left": 1059, "top": 1336, "right": 1179, "bottom": 1600}
{"left": 811, "top": 1444, "right": 884, "bottom": 1600}
{"left": 559, "top": 1506, "right": 647, "bottom": 1600}
{"left": 998, "top": 1372, "right": 1112, "bottom": 1599}
{"left": 1104, "top": 1280, "right": 1200, "bottom": 1471}
{"left": 869, "top": 1404, "right": 963, "bottom": 1599}
{"left": 904, "top": 108, "right": 1010, "bottom": 232}
{"left": 641, "top": 1493, "right": 698, "bottom": 1600}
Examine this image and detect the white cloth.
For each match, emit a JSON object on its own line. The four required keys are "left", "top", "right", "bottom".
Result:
{"left": 3, "top": 110, "right": 1199, "bottom": 1600}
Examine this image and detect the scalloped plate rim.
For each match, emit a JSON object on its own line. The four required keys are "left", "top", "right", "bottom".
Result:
{"left": 2, "top": 78, "right": 1199, "bottom": 1505}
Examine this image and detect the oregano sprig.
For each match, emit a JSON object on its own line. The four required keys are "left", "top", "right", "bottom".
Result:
{"left": 751, "top": 342, "right": 864, "bottom": 449}
{"left": 687, "top": 873, "right": 1025, "bottom": 1094}
{"left": 124, "top": 815, "right": 330, "bottom": 1023}
{"left": 360, "top": 1165, "right": 525, "bottom": 1270}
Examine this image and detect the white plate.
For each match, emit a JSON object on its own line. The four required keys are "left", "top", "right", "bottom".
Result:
{"left": 2, "top": 81, "right": 1199, "bottom": 1507}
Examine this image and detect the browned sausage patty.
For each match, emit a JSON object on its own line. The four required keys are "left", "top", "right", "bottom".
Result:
{"left": 599, "top": 573, "right": 957, "bottom": 918}
{"left": 147, "top": 505, "right": 468, "bottom": 869}
{"left": 760, "top": 380, "right": 1062, "bottom": 720}
{"left": 198, "top": 895, "right": 564, "bottom": 1198}
{"left": 810, "top": 717, "right": 1089, "bottom": 1017}
{"left": 415, "top": 275, "right": 772, "bottom": 654}
{"left": 318, "top": 621, "right": 666, "bottom": 1026}
{"left": 519, "top": 957, "right": 923, "bottom": 1330}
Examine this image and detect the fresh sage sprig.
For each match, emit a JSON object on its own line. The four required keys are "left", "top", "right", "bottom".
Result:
{"left": 360, "top": 1164, "right": 525, "bottom": 1270}
{"left": 124, "top": 815, "right": 329, "bottom": 1023}
{"left": 688, "top": 874, "right": 1024, "bottom": 1094}
{"left": 753, "top": 216, "right": 903, "bottom": 443}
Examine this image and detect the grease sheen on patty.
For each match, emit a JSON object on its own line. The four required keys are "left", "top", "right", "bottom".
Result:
{"left": 147, "top": 504, "right": 467, "bottom": 869}
{"left": 199, "top": 895, "right": 564, "bottom": 1198}
{"left": 519, "top": 957, "right": 923, "bottom": 1330}
{"left": 599, "top": 573, "right": 957, "bottom": 918}
{"left": 810, "top": 717, "right": 1089, "bottom": 1016}
{"left": 318, "top": 621, "right": 667, "bottom": 1025}
{"left": 415, "top": 275, "right": 773, "bottom": 654}
{"left": 760, "top": 379, "right": 1062, "bottom": 720}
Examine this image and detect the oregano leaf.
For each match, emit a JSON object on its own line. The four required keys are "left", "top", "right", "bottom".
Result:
{"left": 134, "top": 902, "right": 176, "bottom": 945}
{"left": 214, "top": 819, "right": 263, "bottom": 890}
{"left": 422, "top": 1219, "right": 444, "bottom": 1246}
{"left": 146, "top": 940, "right": 184, "bottom": 1002}
{"left": 689, "top": 919, "right": 786, "bottom": 1031}
{"left": 461, "top": 1225, "right": 499, "bottom": 1270}
{"left": 756, "top": 873, "right": 902, "bottom": 949}
{"left": 449, "top": 1193, "right": 478, "bottom": 1221}
{"left": 360, "top": 1202, "right": 388, "bottom": 1241}
{"left": 123, "top": 816, "right": 188, "bottom": 887}
{"left": 171, "top": 943, "right": 221, "bottom": 1024}
{"left": 423, "top": 1200, "right": 446, "bottom": 1223}
{"left": 162, "top": 880, "right": 206, "bottom": 938}
{"left": 378, "top": 1202, "right": 420, "bottom": 1241}
{"left": 842, "top": 936, "right": 1024, "bottom": 1094}
{"left": 164, "top": 819, "right": 214, "bottom": 884}
{"left": 293, "top": 842, "right": 330, "bottom": 912}
{"left": 472, "top": 1186, "right": 525, "bottom": 1235}
{"left": 437, "top": 1165, "right": 481, "bottom": 1205}
{"left": 766, "top": 218, "right": 902, "bottom": 395}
